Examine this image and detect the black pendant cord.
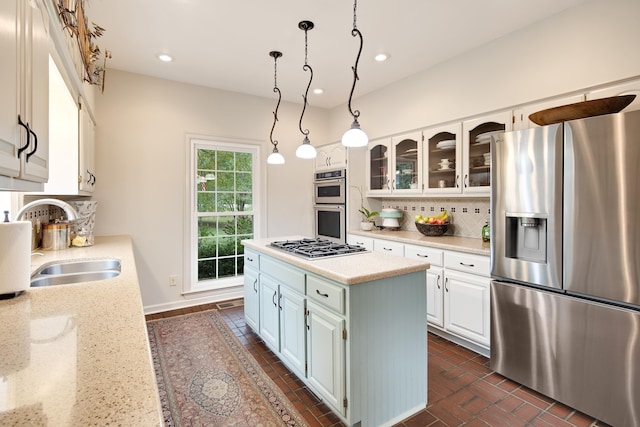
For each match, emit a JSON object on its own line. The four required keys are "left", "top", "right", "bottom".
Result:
{"left": 298, "top": 21, "right": 314, "bottom": 137}
{"left": 269, "top": 51, "right": 283, "bottom": 149}
{"left": 347, "top": 0, "right": 363, "bottom": 120}
{"left": 347, "top": 27, "right": 363, "bottom": 120}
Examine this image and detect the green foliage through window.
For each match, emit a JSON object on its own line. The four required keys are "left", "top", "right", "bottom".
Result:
{"left": 195, "top": 147, "right": 254, "bottom": 282}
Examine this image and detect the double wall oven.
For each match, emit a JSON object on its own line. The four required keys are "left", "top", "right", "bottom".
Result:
{"left": 313, "top": 169, "right": 346, "bottom": 243}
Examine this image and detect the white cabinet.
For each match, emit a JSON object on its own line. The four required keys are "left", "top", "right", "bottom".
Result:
{"left": 444, "top": 270, "right": 490, "bottom": 347}
{"left": 78, "top": 102, "right": 96, "bottom": 193}
{"left": 365, "top": 137, "right": 391, "bottom": 195}
{"left": 405, "top": 243, "right": 445, "bottom": 328}
{"left": 346, "top": 234, "right": 373, "bottom": 251}
{"left": 423, "top": 123, "right": 462, "bottom": 194}
{"left": 586, "top": 79, "right": 640, "bottom": 112}
{"left": 443, "top": 251, "right": 491, "bottom": 348}
{"left": 0, "top": 0, "right": 50, "bottom": 190}
{"left": 315, "top": 142, "right": 346, "bottom": 171}
{"left": 259, "top": 274, "right": 280, "bottom": 350}
{"left": 365, "top": 133, "right": 422, "bottom": 196}
{"left": 306, "top": 300, "right": 345, "bottom": 416}
{"left": 461, "top": 111, "right": 510, "bottom": 195}
{"left": 279, "top": 286, "right": 306, "bottom": 378}
{"left": 512, "top": 94, "right": 585, "bottom": 130}
{"left": 373, "top": 238, "right": 404, "bottom": 257}
{"left": 243, "top": 264, "right": 259, "bottom": 332}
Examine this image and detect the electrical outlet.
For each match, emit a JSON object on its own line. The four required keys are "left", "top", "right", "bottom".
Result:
{"left": 169, "top": 275, "right": 177, "bottom": 286}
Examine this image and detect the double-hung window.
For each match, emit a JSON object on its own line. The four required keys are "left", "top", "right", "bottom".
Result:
{"left": 187, "top": 138, "right": 260, "bottom": 292}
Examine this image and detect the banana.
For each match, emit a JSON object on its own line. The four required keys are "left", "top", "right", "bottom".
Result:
{"left": 419, "top": 210, "right": 449, "bottom": 223}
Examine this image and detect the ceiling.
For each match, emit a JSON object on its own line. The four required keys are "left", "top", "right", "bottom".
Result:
{"left": 86, "top": 0, "right": 590, "bottom": 109}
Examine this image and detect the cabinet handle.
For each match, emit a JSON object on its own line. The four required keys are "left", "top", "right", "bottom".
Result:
{"left": 26, "top": 127, "right": 38, "bottom": 162}
{"left": 86, "top": 170, "right": 92, "bottom": 184}
{"left": 247, "top": 257, "right": 254, "bottom": 262}
{"left": 315, "top": 289, "right": 329, "bottom": 298}
{"left": 417, "top": 254, "right": 429, "bottom": 258}
{"left": 383, "top": 247, "right": 393, "bottom": 252}
{"left": 253, "top": 278, "right": 258, "bottom": 293}
{"left": 356, "top": 241, "right": 364, "bottom": 245}
{"left": 436, "top": 274, "right": 441, "bottom": 289}
{"left": 305, "top": 308, "right": 310, "bottom": 330}
{"left": 455, "top": 174, "right": 460, "bottom": 188}
{"left": 464, "top": 174, "right": 469, "bottom": 188}
{"left": 278, "top": 293, "right": 283, "bottom": 311}
{"left": 17, "top": 115, "right": 30, "bottom": 158}
{"left": 392, "top": 179, "right": 396, "bottom": 190}
{"left": 460, "top": 262, "right": 475, "bottom": 268}
{"left": 445, "top": 277, "right": 449, "bottom": 292}
{"left": 386, "top": 178, "right": 391, "bottom": 190}
{"left": 272, "top": 290, "right": 277, "bottom": 307}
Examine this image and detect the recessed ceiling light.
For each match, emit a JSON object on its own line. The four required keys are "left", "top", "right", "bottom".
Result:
{"left": 157, "top": 53, "right": 174, "bottom": 62}
{"left": 313, "top": 88, "right": 324, "bottom": 95}
{"left": 374, "top": 53, "right": 389, "bottom": 62}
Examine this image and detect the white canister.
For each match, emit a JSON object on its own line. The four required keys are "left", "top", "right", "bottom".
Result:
{"left": 0, "top": 221, "right": 31, "bottom": 297}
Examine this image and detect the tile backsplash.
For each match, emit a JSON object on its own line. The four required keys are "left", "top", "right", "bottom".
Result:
{"left": 380, "top": 198, "right": 490, "bottom": 239}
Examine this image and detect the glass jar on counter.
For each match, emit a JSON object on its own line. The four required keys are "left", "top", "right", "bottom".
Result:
{"left": 482, "top": 221, "right": 490, "bottom": 242}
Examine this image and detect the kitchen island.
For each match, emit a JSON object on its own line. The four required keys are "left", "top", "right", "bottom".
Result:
{"left": 242, "top": 237, "right": 430, "bottom": 427}
{"left": 0, "top": 235, "right": 162, "bottom": 426}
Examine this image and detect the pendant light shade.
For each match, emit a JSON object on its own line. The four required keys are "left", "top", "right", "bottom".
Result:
{"left": 295, "top": 136, "right": 317, "bottom": 159}
{"left": 267, "top": 51, "right": 284, "bottom": 164}
{"left": 267, "top": 147, "right": 285, "bottom": 164}
{"left": 296, "top": 20, "right": 317, "bottom": 159}
{"left": 342, "top": 0, "right": 368, "bottom": 148}
{"left": 342, "top": 118, "right": 368, "bottom": 147}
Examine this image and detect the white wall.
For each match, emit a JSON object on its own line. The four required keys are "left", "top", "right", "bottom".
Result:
{"left": 328, "top": 0, "right": 640, "bottom": 141}
{"left": 93, "top": 70, "right": 328, "bottom": 311}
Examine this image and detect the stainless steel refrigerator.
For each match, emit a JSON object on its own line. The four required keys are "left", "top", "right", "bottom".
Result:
{"left": 490, "top": 109, "right": 640, "bottom": 427}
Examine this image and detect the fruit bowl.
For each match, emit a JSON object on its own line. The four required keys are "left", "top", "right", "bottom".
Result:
{"left": 415, "top": 222, "right": 449, "bottom": 237}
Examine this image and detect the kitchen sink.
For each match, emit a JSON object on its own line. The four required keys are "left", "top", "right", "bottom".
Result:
{"left": 35, "top": 258, "right": 121, "bottom": 275}
{"left": 30, "top": 258, "right": 121, "bottom": 287}
{"left": 30, "top": 270, "right": 121, "bottom": 287}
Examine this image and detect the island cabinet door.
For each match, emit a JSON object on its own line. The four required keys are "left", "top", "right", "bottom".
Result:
{"left": 279, "top": 286, "right": 306, "bottom": 379}
{"left": 306, "top": 300, "right": 346, "bottom": 416}
{"left": 259, "top": 275, "right": 280, "bottom": 352}
{"left": 243, "top": 266, "right": 260, "bottom": 332}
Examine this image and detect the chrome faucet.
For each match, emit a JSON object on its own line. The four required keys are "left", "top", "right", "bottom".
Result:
{"left": 14, "top": 198, "right": 80, "bottom": 222}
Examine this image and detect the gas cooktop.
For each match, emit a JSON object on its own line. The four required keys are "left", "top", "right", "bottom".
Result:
{"left": 269, "top": 238, "right": 367, "bottom": 259}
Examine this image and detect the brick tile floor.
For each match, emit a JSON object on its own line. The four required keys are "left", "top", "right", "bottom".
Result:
{"left": 146, "top": 301, "right": 611, "bottom": 427}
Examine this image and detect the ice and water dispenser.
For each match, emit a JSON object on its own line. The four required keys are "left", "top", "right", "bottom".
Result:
{"left": 504, "top": 215, "right": 548, "bottom": 264}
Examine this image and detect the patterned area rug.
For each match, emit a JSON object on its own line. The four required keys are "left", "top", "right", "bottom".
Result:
{"left": 147, "top": 310, "right": 306, "bottom": 426}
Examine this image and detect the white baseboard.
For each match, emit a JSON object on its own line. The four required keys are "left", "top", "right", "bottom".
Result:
{"left": 143, "top": 287, "right": 243, "bottom": 314}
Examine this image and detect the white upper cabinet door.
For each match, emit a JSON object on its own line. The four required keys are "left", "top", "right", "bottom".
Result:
{"left": 586, "top": 79, "right": 640, "bottom": 112}
{"left": 366, "top": 138, "right": 392, "bottom": 195}
{"left": 315, "top": 142, "right": 347, "bottom": 171}
{"left": 0, "top": 0, "right": 20, "bottom": 179}
{"left": 391, "top": 132, "right": 422, "bottom": 194}
{"left": 423, "top": 122, "right": 463, "bottom": 195}
{"left": 513, "top": 94, "right": 586, "bottom": 130}
{"left": 462, "top": 110, "right": 511, "bottom": 196}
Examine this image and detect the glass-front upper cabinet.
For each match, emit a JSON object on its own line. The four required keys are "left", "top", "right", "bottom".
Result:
{"left": 391, "top": 132, "right": 422, "bottom": 194}
{"left": 462, "top": 110, "right": 511, "bottom": 195}
{"left": 366, "top": 138, "right": 391, "bottom": 195}
{"left": 424, "top": 123, "right": 462, "bottom": 194}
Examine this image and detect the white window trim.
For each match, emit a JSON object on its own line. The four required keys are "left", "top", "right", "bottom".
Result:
{"left": 183, "top": 135, "right": 263, "bottom": 294}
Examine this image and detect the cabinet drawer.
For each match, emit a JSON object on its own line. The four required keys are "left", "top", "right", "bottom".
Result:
{"left": 244, "top": 250, "right": 259, "bottom": 270}
{"left": 444, "top": 251, "right": 490, "bottom": 277}
{"left": 347, "top": 234, "right": 374, "bottom": 251}
{"left": 404, "top": 244, "right": 444, "bottom": 267}
{"left": 307, "top": 275, "right": 345, "bottom": 314}
{"left": 373, "top": 239, "right": 405, "bottom": 257}
{"left": 261, "top": 256, "right": 305, "bottom": 294}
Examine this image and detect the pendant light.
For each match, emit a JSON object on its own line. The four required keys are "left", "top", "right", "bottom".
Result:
{"left": 296, "top": 20, "right": 317, "bottom": 159}
{"left": 341, "top": 0, "right": 369, "bottom": 148}
{"left": 267, "top": 51, "right": 285, "bottom": 165}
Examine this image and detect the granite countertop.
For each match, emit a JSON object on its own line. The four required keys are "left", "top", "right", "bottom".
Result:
{"left": 348, "top": 229, "right": 491, "bottom": 256}
{"left": 242, "top": 236, "right": 430, "bottom": 285}
{"left": 0, "top": 235, "right": 162, "bottom": 426}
